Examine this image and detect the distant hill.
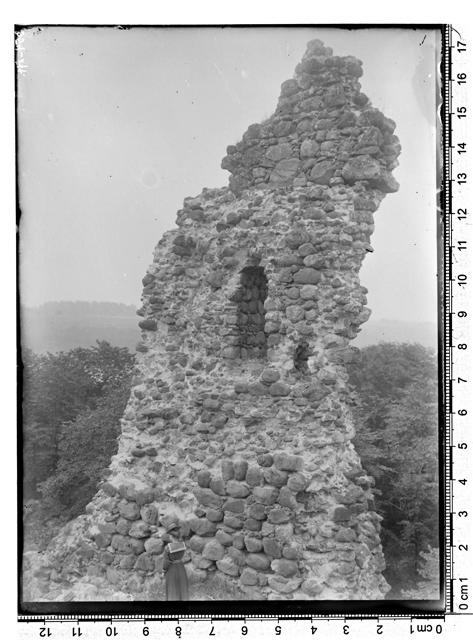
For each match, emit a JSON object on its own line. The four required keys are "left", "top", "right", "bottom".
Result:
{"left": 20, "top": 301, "right": 438, "bottom": 354}
{"left": 21, "top": 301, "right": 140, "bottom": 353}
{"left": 354, "top": 319, "right": 438, "bottom": 349}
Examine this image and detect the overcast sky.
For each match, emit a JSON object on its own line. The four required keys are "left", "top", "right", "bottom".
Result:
{"left": 17, "top": 26, "right": 439, "bottom": 323}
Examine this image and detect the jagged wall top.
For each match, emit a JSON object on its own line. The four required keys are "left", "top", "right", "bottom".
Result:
{"left": 221, "top": 39, "right": 400, "bottom": 196}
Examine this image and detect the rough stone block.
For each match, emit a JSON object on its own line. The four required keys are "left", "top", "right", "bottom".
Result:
{"left": 269, "top": 382, "right": 291, "bottom": 397}
{"left": 282, "top": 543, "right": 299, "bottom": 560}
{"left": 216, "top": 557, "right": 239, "bottom": 576}
{"left": 268, "top": 508, "right": 291, "bottom": 524}
{"left": 287, "top": 472, "right": 309, "bottom": 492}
{"left": 263, "top": 538, "right": 282, "bottom": 558}
{"left": 278, "top": 487, "right": 297, "bottom": 509}
{"left": 206, "top": 508, "right": 224, "bottom": 522}
{"left": 267, "top": 575, "right": 301, "bottom": 593}
{"left": 189, "top": 517, "right": 217, "bottom": 536}
{"left": 216, "top": 530, "right": 234, "bottom": 546}
{"left": 194, "top": 488, "right": 224, "bottom": 509}
{"left": 119, "top": 555, "right": 136, "bottom": 570}
{"left": 244, "top": 518, "right": 263, "bottom": 531}
{"left": 300, "top": 284, "right": 318, "bottom": 300}
{"left": 273, "top": 453, "right": 303, "bottom": 472}
{"left": 332, "top": 506, "right": 351, "bottom": 522}
{"left": 257, "top": 453, "right": 273, "bottom": 467}
{"left": 188, "top": 535, "right": 206, "bottom": 553}
{"left": 253, "top": 486, "right": 279, "bottom": 505}
{"left": 335, "top": 527, "right": 357, "bottom": 543}
{"left": 144, "top": 538, "right": 164, "bottom": 555}
{"left": 135, "top": 490, "right": 156, "bottom": 506}
{"left": 263, "top": 467, "right": 288, "bottom": 488}
{"left": 226, "top": 480, "right": 250, "bottom": 498}
{"left": 140, "top": 504, "right": 159, "bottom": 525}
{"left": 128, "top": 521, "right": 151, "bottom": 539}
{"left": 228, "top": 547, "right": 246, "bottom": 566}
{"left": 274, "top": 523, "right": 294, "bottom": 543}
{"left": 221, "top": 460, "right": 234, "bottom": 481}
{"left": 266, "top": 142, "right": 293, "bottom": 162}
{"left": 202, "top": 540, "right": 225, "bottom": 561}
{"left": 246, "top": 553, "right": 271, "bottom": 571}
{"left": 233, "top": 460, "right": 249, "bottom": 481}
{"left": 293, "top": 268, "right": 322, "bottom": 285}
{"left": 342, "top": 155, "right": 399, "bottom": 193}
{"left": 223, "top": 499, "right": 245, "bottom": 514}
{"left": 271, "top": 558, "right": 299, "bottom": 577}
{"left": 244, "top": 536, "right": 263, "bottom": 552}
{"left": 116, "top": 518, "right": 131, "bottom": 535}
{"left": 232, "top": 534, "right": 245, "bottom": 550}
{"left": 135, "top": 552, "right": 156, "bottom": 572}
{"left": 209, "top": 478, "right": 226, "bottom": 496}
{"left": 93, "top": 533, "right": 111, "bottom": 549}
{"left": 301, "top": 578, "right": 324, "bottom": 596}
{"left": 223, "top": 515, "right": 244, "bottom": 530}
{"left": 261, "top": 368, "right": 280, "bottom": 383}
{"left": 270, "top": 158, "right": 300, "bottom": 183}
{"left": 240, "top": 568, "right": 258, "bottom": 586}
{"left": 309, "top": 160, "right": 335, "bottom": 185}
{"left": 118, "top": 502, "right": 141, "bottom": 521}
{"left": 138, "top": 318, "right": 158, "bottom": 331}
{"left": 300, "top": 139, "right": 319, "bottom": 158}
{"left": 246, "top": 466, "right": 264, "bottom": 487}
{"left": 286, "top": 305, "right": 305, "bottom": 323}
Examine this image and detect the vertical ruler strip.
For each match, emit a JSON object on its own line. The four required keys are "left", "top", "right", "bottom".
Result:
{"left": 443, "top": 23, "right": 453, "bottom": 612}
{"left": 448, "top": 22, "right": 473, "bottom": 615}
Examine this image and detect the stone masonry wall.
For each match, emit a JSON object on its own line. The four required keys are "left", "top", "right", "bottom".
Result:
{"left": 25, "top": 39, "right": 401, "bottom": 602}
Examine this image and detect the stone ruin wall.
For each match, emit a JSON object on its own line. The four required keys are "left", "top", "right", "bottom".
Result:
{"left": 26, "top": 39, "right": 401, "bottom": 602}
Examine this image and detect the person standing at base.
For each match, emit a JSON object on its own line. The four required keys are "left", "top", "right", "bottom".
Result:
{"left": 162, "top": 539, "right": 189, "bottom": 601}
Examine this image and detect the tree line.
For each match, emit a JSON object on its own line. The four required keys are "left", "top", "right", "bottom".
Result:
{"left": 349, "top": 342, "right": 439, "bottom": 596}
{"left": 22, "top": 341, "right": 134, "bottom": 517}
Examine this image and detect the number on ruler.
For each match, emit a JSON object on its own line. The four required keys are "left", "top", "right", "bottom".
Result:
{"left": 457, "top": 106, "right": 467, "bottom": 118}
{"left": 457, "top": 208, "right": 468, "bottom": 220}
{"left": 457, "top": 142, "right": 467, "bottom": 153}
{"left": 457, "top": 72, "right": 467, "bottom": 84}
{"left": 457, "top": 40, "right": 467, "bottom": 52}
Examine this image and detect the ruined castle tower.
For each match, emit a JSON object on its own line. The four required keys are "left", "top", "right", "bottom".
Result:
{"left": 27, "top": 39, "right": 401, "bottom": 601}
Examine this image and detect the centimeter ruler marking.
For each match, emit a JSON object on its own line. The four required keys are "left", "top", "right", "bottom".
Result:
{"left": 444, "top": 23, "right": 453, "bottom": 611}
{"left": 448, "top": 21, "right": 472, "bottom": 617}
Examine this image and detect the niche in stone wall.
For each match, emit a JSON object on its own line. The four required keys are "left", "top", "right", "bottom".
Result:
{"left": 237, "top": 266, "right": 268, "bottom": 358}
{"left": 294, "top": 341, "right": 310, "bottom": 373}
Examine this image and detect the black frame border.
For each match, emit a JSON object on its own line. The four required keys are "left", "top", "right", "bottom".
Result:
{"left": 16, "top": 22, "right": 448, "bottom": 619}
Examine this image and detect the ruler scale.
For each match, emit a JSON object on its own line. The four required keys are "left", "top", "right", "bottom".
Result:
{"left": 447, "top": 21, "right": 473, "bottom": 623}
{"left": 16, "top": 23, "right": 473, "bottom": 639}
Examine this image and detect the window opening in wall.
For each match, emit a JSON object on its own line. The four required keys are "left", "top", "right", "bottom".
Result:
{"left": 237, "top": 266, "right": 268, "bottom": 359}
{"left": 294, "top": 341, "right": 309, "bottom": 373}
